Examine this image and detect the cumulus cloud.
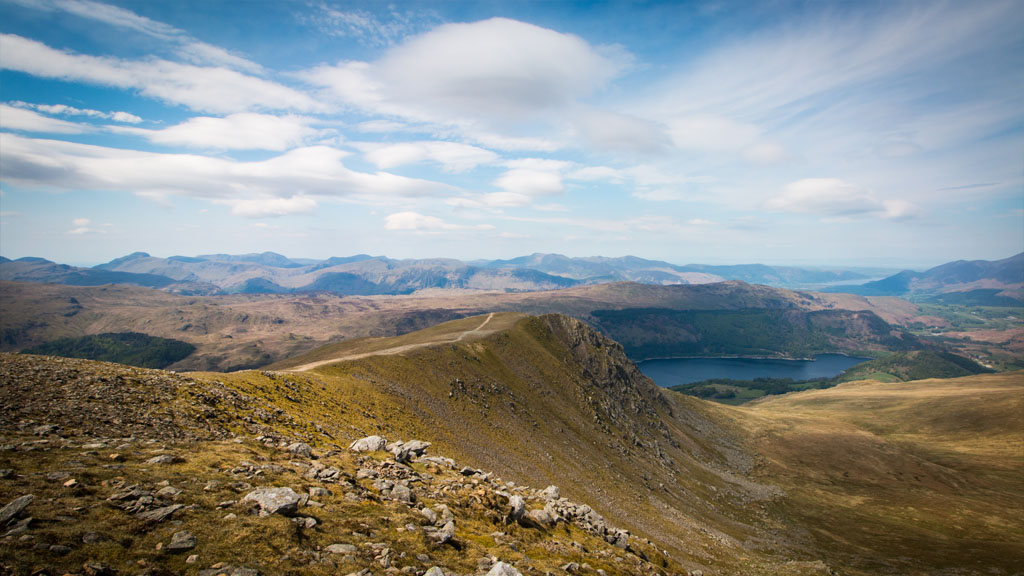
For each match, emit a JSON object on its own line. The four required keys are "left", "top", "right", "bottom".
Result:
{"left": 384, "top": 211, "right": 494, "bottom": 232}
{"left": 766, "top": 178, "right": 919, "bottom": 220}
{"left": 0, "top": 34, "right": 320, "bottom": 114}
{"left": 360, "top": 141, "right": 499, "bottom": 173}
{"left": 301, "top": 18, "right": 629, "bottom": 146}
{"left": 120, "top": 113, "right": 325, "bottom": 151}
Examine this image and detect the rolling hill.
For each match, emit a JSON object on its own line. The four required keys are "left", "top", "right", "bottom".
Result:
{"left": 1, "top": 314, "right": 1020, "bottom": 575}
{"left": 0, "top": 252, "right": 893, "bottom": 297}
{"left": 0, "top": 280, "right": 923, "bottom": 371}
{"left": 826, "top": 252, "right": 1023, "bottom": 300}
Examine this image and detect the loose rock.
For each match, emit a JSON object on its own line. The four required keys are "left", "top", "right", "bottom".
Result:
{"left": 242, "top": 487, "right": 301, "bottom": 516}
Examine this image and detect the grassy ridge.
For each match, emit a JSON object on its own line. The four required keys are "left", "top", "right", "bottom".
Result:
{"left": 20, "top": 332, "right": 195, "bottom": 368}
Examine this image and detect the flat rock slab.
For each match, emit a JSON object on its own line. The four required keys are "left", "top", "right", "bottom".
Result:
{"left": 242, "top": 487, "right": 300, "bottom": 516}
{"left": 0, "top": 494, "right": 33, "bottom": 525}
{"left": 136, "top": 504, "right": 184, "bottom": 523}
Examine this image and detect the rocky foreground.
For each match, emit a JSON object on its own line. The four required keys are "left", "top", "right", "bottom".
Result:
{"left": 0, "top": 353, "right": 682, "bottom": 576}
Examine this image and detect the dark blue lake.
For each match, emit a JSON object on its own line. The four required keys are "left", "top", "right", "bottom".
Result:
{"left": 637, "top": 354, "right": 870, "bottom": 387}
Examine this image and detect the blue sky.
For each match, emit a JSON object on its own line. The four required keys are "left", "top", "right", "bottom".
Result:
{"left": 1, "top": 0, "right": 1021, "bottom": 267}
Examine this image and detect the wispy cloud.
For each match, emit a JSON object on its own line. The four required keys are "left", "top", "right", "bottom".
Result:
{"left": 6, "top": 0, "right": 263, "bottom": 73}
{"left": 0, "top": 34, "right": 321, "bottom": 114}
{"left": 10, "top": 101, "right": 141, "bottom": 123}
{"left": 296, "top": 2, "right": 440, "bottom": 47}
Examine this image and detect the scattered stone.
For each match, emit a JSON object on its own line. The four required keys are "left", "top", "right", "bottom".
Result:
{"left": 433, "top": 520, "right": 456, "bottom": 544}
{"left": 46, "top": 471, "right": 70, "bottom": 481}
{"left": 109, "top": 453, "right": 123, "bottom": 462}
{"left": 424, "top": 568, "right": 444, "bottom": 576}
{"left": 167, "top": 530, "right": 196, "bottom": 552}
{"left": 349, "top": 435, "right": 387, "bottom": 452}
{"left": 82, "top": 532, "right": 107, "bottom": 544}
{"left": 285, "top": 442, "right": 312, "bottom": 458}
{"left": 82, "top": 561, "right": 116, "bottom": 576}
{"left": 145, "top": 454, "right": 183, "bottom": 465}
{"left": 309, "top": 487, "right": 331, "bottom": 499}
{"left": 486, "top": 562, "right": 522, "bottom": 576}
{"left": 49, "top": 544, "right": 72, "bottom": 555}
{"left": 0, "top": 469, "right": 11, "bottom": 478}
{"left": 155, "top": 486, "right": 182, "bottom": 499}
{"left": 242, "top": 487, "right": 301, "bottom": 516}
{"left": 325, "top": 543, "right": 357, "bottom": 554}
{"left": 540, "top": 485, "right": 560, "bottom": 500}
{"left": 561, "top": 562, "right": 580, "bottom": 573}
{"left": 63, "top": 478, "right": 79, "bottom": 488}
{"left": 459, "top": 466, "right": 476, "bottom": 476}
{"left": 198, "top": 565, "right": 259, "bottom": 576}
{"left": 390, "top": 440, "right": 431, "bottom": 463}
{"left": 136, "top": 504, "right": 184, "bottom": 523}
{"left": 390, "top": 484, "right": 414, "bottom": 504}
{"left": 355, "top": 468, "right": 377, "bottom": 480}
{"left": 292, "top": 516, "right": 317, "bottom": 529}
{"left": 187, "top": 554, "right": 199, "bottom": 564}
{"left": 4, "top": 517, "right": 32, "bottom": 536}
{"left": 223, "top": 513, "right": 237, "bottom": 521}
{"left": 507, "top": 495, "right": 525, "bottom": 521}
{"left": 0, "top": 494, "right": 34, "bottom": 524}
{"left": 33, "top": 424, "right": 58, "bottom": 436}
{"left": 523, "top": 508, "right": 557, "bottom": 528}
{"left": 421, "top": 507, "right": 438, "bottom": 524}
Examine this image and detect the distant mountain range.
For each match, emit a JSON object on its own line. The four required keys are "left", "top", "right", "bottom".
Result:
{"left": 0, "top": 252, "right": 893, "bottom": 295}
{"left": 824, "top": 252, "right": 1023, "bottom": 303}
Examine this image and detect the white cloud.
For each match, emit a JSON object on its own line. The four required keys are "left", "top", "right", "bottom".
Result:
{"left": 572, "top": 108, "right": 670, "bottom": 155}
{"left": 297, "top": 3, "right": 438, "bottom": 47}
{"left": 494, "top": 169, "right": 563, "bottom": 197}
{"left": 0, "top": 133, "right": 449, "bottom": 214}
{"left": 301, "top": 18, "right": 629, "bottom": 148}
{"left": 355, "top": 120, "right": 407, "bottom": 133}
{"left": 384, "top": 211, "right": 493, "bottom": 232}
{"left": 360, "top": 141, "right": 499, "bottom": 173}
{"left": 1, "top": 104, "right": 88, "bottom": 133}
{"left": 0, "top": 34, "right": 320, "bottom": 114}
{"left": 10, "top": 101, "right": 142, "bottom": 123}
{"left": 67, "top": 217, "right": 100, "bottom": 234}
{"left": 566, "top": 166, "right": 624, "bottom": 182}
{"left": 221, "top": 196, "right": 318, "bottom": 218}
{"left": 668, "top": 115, "right": 760, "bottom": 152}
{"left": 8, "top": 0, "right": 263, "bottom": 74}
{"left": 121, "top": 113, "right": 324, "bottom": 151}
{"left": 766, "top": 178, "right": 919, "bottom": 220}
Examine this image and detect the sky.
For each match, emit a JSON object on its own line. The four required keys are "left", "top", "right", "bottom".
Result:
{"left": 0, "top": 0, "right": 1022, "bottom": 268}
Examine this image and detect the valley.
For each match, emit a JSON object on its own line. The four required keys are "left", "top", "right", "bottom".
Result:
{"left": 1, "top": 314, "right": 1020, "bottom": 576}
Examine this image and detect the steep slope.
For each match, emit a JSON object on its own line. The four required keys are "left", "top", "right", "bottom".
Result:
{"left": 0, "top": 353, "right": 677, "bottom": 576}
{"left": 2, "top": 316, "right": 1020, "bottom": 575}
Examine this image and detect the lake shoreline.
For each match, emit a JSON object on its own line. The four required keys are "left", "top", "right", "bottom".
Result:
{"left": 635, "top": 352, "right": 872, "bottom": 363}
{"left": 637, "top": 354, "right": 872, "bottom": 387}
